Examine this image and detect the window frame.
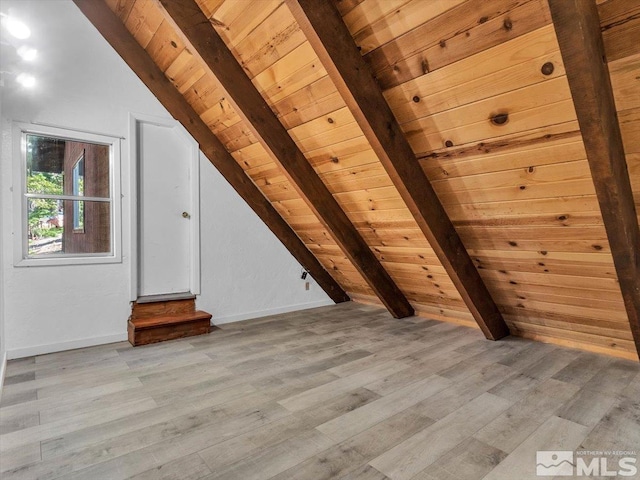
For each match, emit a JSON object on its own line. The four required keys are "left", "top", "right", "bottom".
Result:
{"left": 13, "top": 122, "right": 122, "bottom": 267}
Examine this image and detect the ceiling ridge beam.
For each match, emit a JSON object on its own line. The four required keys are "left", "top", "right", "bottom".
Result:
{"left": 156, "top": 0, "right": 414, "bottom": 318}
{"left": 549, "top": 0, "right": 640, "bottom": 360}
{"left": 72, "top": 0, "right": 350, "bottom": 305}
{"left": 286, "top": 0, "right": 510, "bottom": 340}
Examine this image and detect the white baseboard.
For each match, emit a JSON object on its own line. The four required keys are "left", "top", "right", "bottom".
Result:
{"left": 6, "top": 333, "right": 128, "bottom": 360}
{"left": 213, "top": 299, "right": 334, "bottom": 325}
{"left": 0, "top": 350, "right": 7, "bottom": 402}
{"left": 4, "top": 301, "right": 335, "bottom": 358}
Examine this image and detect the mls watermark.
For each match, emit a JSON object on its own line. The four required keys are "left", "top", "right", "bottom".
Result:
{"left": 536, "top": 450, "right": 637, "bottom": 476}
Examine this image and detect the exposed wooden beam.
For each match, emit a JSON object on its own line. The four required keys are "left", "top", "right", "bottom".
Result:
{"left": 156, "top": 0, "right": 414, "bottom": 318}
{"left": 549, "top": 0, "right": 640, "bottom": 358}
{"left": 73, "top": 0, "right": 349, "bottom": 304}
{"left": 286, "top": 0, "right": 510, "bottom": 340}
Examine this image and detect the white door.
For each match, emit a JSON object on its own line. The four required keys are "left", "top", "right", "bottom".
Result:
{"left": 136, "top": 118, "right": 200, "bottom": 298}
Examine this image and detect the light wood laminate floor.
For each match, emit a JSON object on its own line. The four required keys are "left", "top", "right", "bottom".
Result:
{"left": 1, "top": 302, "right": 639, "bottom": 480}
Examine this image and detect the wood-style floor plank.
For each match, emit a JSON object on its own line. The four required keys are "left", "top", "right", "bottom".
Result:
{"left": 480, "top": 416, "right": 591, "bottom": 480}
{"left": 0, "top": 303, "right": 638, "bottom": 480}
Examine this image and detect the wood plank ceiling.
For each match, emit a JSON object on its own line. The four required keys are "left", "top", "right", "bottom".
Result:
{"left": 75, "top": 0, "right": 640, "bottom": 360}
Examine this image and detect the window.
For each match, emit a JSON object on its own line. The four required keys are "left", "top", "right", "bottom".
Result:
{"left": 72, "top": 154, "right": 85, "bottom": 231}
{"left": 14, "top": 123, "right": 121, "bottom": 266}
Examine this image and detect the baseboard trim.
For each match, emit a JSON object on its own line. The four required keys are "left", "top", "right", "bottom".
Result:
{"left": 0, "top": 350, "right": 7, "bottom": 403}
{"left": 5, "top": 302, "right": 336, "bottom": 357}
{"left": 213, "top": 299, "right": 334, "bottom": 325}
{"left": 6, "top": 333, "right": 128, "bottom": 360}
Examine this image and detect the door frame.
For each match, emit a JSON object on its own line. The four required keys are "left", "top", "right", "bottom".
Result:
{"left": 128, "top": 112, "right": 201, "bottom": 301}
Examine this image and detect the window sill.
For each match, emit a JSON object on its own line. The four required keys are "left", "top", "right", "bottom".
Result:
{"left": 15, "top": 254, "right": 121, "bottom": 267}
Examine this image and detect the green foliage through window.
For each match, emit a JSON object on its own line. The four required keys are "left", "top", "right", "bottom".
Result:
{"left": 27, "top": 173, "right": 63, "bottom": 236}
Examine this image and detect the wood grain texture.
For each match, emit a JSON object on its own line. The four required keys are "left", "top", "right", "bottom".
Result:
{"left": 130, "top": 298, "right": 195, "bottom": 319}
{"left": 2, "top": 303, "right": 638, "bottom": 480}
{"left": 363, "top": 0, "right": 552, "bottom": 90}
{"left": 128, "top": 309, "right": 213, "bottom": 346}
{"left": 286, "top": 0, "right": 509, "bottom": 341}
{"left": 80, "top": 0, "right": 640, "bottom": 360}
{"left": 598, "top": 0, "right": 640, "bottom": 63}
{"left": 550, "top": 0, "right": 640, "bottom": 358}
{"left": 72, "top": 0, "right": 349, "bottom": 305}
{"left": 157, "top": 0, "right": 413, "bottom": 318}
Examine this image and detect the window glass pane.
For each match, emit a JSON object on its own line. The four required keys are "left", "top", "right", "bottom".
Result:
{"left": 26, "top": 134, "right": 64, "bottom": 194}
{"left": 72, "top": 155, "right": 84, "bottom": 196}
{"left": 26, "top": 135, "right": 109, "bottom": 197}
{"left": 72, "top": 156, "right": 85, "bottom": 230}
{"left": 27, "top": 197, "right": 63, "bottom": 255}
{"left": 28, "top": 199, "right": 111, "bottom": 256}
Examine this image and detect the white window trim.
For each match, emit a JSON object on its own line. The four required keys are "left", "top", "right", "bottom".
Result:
{"left": 12, "top": 122, "right": 122, "bottom": 267}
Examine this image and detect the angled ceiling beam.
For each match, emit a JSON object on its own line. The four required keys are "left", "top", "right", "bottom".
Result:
{"left": 549, "top": 0, "right": 640, "bottom": 359}
{"left": 286, "top": 0, "right": 510, "bottom": 340}
{"left": 156, "top": 0, "right": 414, "bottom": 318}
{"left": 73, "top": 0, "right": 349, "bottom": 304}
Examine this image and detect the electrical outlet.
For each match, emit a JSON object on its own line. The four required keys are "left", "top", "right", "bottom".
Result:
{"left": 305, "top": 281, "right": 310, "bottom": 291}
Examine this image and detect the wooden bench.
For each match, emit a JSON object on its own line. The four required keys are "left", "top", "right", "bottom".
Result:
{"left": 128, "top": 299, "right": 212, "bottom": 346}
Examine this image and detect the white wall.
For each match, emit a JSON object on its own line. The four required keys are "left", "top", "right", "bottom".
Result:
{"left": 0, "top": 91, "right": 6, "bottom": 387}
{"left": 0, "top": 0, "right": 331, "bottom": 359}
{"left": 198, "top": 159, "right": 330, "bottom": 324}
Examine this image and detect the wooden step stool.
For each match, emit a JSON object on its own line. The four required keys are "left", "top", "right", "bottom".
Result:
{"left": 128, "top": 295, "right": 212, "bottom": 346}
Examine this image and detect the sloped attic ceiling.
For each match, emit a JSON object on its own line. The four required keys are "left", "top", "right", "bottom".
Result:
{"left": 75, "top": 0, "right": 640, "bottom": 361}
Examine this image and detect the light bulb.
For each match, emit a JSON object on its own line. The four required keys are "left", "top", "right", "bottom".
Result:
{"left": 2, "top": 16, "right": 31, "bottom": 40}
{"left": 16, "top": 73, "right": 35, "bottom": 88}
{"left": 17, "top": 45, "right": 37, "bottom": 61}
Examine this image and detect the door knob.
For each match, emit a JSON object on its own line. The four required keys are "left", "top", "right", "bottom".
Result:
{"left": 182, "top": 211, "right": 190, "bottom": 218}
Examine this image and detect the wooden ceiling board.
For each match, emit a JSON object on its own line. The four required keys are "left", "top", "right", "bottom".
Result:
{"left": 404, "top": 99, "right": 578, "bottom": 157}
{"left": 145, "top": 20, "right": 186, "bottom": 72}
{"left": 399, "top": 76, "right": 573, "bottom": 139}
{"left": 421, "top": 138, "right": 586, "bottom": 181}
{"left": 383, "top": 25, "right": 565, "bottom": 120}
{"left": 609, "top": 53, "right": 640, "bottom": 111}
{"left": 231, "top": 3, "right": 307, "bottom": 80}
{"left": 364, "top": 0, "right": 552, "bottom": 91}
{"left": 124, "top": 0, "right": 164, "bottom": 48}
{"left": 442, "top": 194, "right": 601, "bottom": 223}
{"left": 431, "top": 159, "right": 592, "bottom": 195}
{"left": 598, "top": 0, "right": 640, "bottom": 62}
{"left": 350, "top": 0, "right": 465, "bottom": 55}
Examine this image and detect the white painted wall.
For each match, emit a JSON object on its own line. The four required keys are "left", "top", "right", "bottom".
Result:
{"left": 0, "top": 0, "right": 331, "bottom": 359}
{"left": 198, "top": 159, "right": 331, "bottom": 324}
{"left": 0, "top": 87, "right": 6, "bottom": 389}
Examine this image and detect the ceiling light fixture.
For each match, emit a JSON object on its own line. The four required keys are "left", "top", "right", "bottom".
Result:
{"left": 17, "top": 45, "right": 37, "bottom": 61}
{"left": 1, "top": 13, "right": 31, "bottom": 40}
{"left": 16, "top": 72, "right": 35, "bottom": 88}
